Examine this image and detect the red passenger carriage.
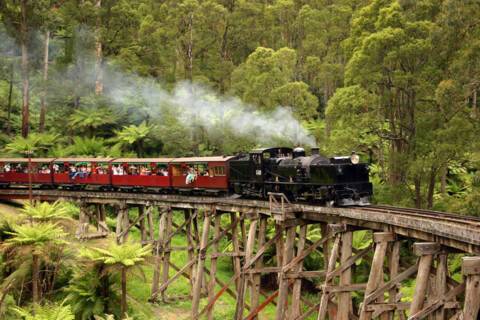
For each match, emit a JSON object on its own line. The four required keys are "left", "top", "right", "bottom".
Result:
{"left": 0, "top": 158, "right": 54, "bottom": 186}
{"left": 169, "top": 156, "right": 235, "bottom": 192}
{"left": 52, "top": 158, "right": 112, "bottom": 187}
{"left": 111, "top": 158, "right": 172, "bottom": 189}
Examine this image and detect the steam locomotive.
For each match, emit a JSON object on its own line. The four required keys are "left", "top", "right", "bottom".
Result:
{"left": 0, "top": 147, "right": 372, "bottom": 206}
{"left": 229, "top": 147, "right": 371, "bottom": 205}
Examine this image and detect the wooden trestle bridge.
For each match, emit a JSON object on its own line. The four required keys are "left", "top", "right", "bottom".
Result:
{"left": 1, "top": 188, "right": 480, "bottom": 320}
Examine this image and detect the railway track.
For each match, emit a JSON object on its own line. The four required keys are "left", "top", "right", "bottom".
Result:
{"left": 364, "top": 204, "right": 480, "bottom": 227}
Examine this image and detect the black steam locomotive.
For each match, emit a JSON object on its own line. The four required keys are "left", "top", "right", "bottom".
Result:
{"left": 229, "top": 147, "right": 372, "bottom": 206}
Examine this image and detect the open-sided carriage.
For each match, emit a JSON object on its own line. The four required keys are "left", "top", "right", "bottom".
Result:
{"left": 110, "top": 158, "right": 172, "bottom": 190}
{"left": 169, "top": 156, "right": 235, "bottom": 193}
{"left": 52, "top": 158, "right": 112, "bottom": 189}
{"left": 0, "top": 158, "right": 54, "bottom": 186}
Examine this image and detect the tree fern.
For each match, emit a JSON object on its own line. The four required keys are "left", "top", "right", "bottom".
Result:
{"left": 12, "top": 302, "right": 74, "bottom": 320}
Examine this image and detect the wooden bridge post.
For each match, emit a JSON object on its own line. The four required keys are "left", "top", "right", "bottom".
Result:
{"left": 409, "top": 243, "right": 441, "bottom": 316}
{"left": 462, "top": 257, "right": 480, "bottom": 320}
{"left": 359, "top": 232, "right": 395, "bottom": 320}
{"left": 387, "top": 240, "right": 401, "bottom": 320}
{"left": 160, "top": 207, "right": 173, "bottom": 302}
{"left": 97, "top": 204, "right": 108, "bottom": 236}
{"left": 192, "top": 207, "right": 212, "bottom": 319}
{"left": 151, "top": 206, "right": 167, "bottom": 302}
{"left": 290, "top": 223, "right": 308, "bottom": 319}
{"left": 147, "top": 204, "right": 154, "bottom": 242}
{"left": 139, "top": 205, "right": 147, "bottom": 243}
{"left": 275, "top": 224, "right": 297, "bottom": 320}
{"left": 434, "top": 252, "right": 448, "bottom": 320}
{"left": 235, "top": 216, "right": 258, "bottom": 320}
{"left": 75, "top": 200, "right": 89, "bottom": 239}
{"left": 250, "top": 214, "right": 267, "bottom": 319}
{"left": 184, "top": 209, "right": 196, "bottom": 291}
{"left": 115, "top": 202, "right": 129, "bottom": 244}
{"left": 320, "top": 223, "right": 329, "bottom": 269}
{"left": 207, "top": 213, "right": 221, "bottom": 320}
{"left": 275, "top": 223, "right": 285, "bottom": 278}
{"left": 317, "top": 224, "right": 345, "bottom": 320}
{"left": 337, "top": 228, "right": 353, "bottom": 320}
{"left": 231, "top": 212, "right": 242, "bottom": 291}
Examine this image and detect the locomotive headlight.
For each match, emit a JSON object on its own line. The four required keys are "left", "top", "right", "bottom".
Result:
{"left": 350, "top": 152, "right": 360, "bottom": 164}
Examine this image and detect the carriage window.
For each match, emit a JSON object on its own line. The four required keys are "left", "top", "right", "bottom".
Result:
{"left": 12, "top": 163, "right": 28, "bottom": 173}
{"left": 53, "top": 163, "right": 66, "bottom": 173}
{"left": 37, "top": 163, "right": 51, "bottom": 174}
{"left": 212, "top": 166, "right": 225, "bottom": 176}
{"left": 95, "top": 163, "right": 108, "bottom": 175}
{"left": 155, "top": 164, "right": 169, "bottom": 176}
{"left": 263, "top": 152, "right": 271, "bottom": 159}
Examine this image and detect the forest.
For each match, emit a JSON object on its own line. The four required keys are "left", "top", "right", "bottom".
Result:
{"left": 0, "top": 0, "right": 479, "bottom": 319}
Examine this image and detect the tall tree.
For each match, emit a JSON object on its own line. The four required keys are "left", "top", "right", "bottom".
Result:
{"left": 19, "top": 0, "right": 29, "bottom": 137}
{"left": 94, "top": 0, "right": 103, "bottom": 95}
{"left": 39, "top": 30, "right": 49, "bottom": 133}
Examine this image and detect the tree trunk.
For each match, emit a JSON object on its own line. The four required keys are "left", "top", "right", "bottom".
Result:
{"left": 121, "top": 267, "right": 127, "bottom": 319}
{"left": 39, "top": 30, "right": 50, "bottom": 133}
{"left": 20, "top": 0, "right": 30, "bottom": 138}
{"left": 95, "top": 0, "right": 103, "bottom": 95}
{"left": 414, "top": 176, "right": 422, "bottom": 209}
{"left": 427, "top": 167, "right": 436, "bottom": 209}
{"left": 472, "top": 88, "right": 477, "bottom": 118}
{"left": 32, "top": 253, "right": 39, "bottom": 305}
{"left": 186, "top": 12, "right": 193, "bottom": 81}
{"left": 440, "top": 166, "right": 447, "bottom": 195}
{"left": 6, "top": 62, "right": 14, "bottom": 135}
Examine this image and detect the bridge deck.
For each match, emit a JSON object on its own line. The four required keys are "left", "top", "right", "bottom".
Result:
{"left": 1, "top": 188, "right": 479, "bottom": 254}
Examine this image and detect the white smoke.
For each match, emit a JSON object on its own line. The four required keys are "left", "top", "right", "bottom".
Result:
{"left": 106, "top": 71, "right": 316, "bottom": 147}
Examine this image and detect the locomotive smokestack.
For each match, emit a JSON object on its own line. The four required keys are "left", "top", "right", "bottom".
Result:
{"left": 311, "top": 147, "right": 319, "bottom": 156}
{"left": 293, "top": 147, "right": 306, "bottom": 158}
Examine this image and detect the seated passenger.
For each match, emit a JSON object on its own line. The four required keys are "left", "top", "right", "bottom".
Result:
{"left": 186, "top": 168, "right": 197, "bottom": 184}
{"left": 4, "top": 164, "right": 11, "bottom": 172}
{"left": 53, "top": 163, "right": 60, "bottom": 173}
{"left": 69, "top": 166, "right": 79, "bottom": 179}
{"left": 129, "top": 166, "right": 138, "bottom": 175}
